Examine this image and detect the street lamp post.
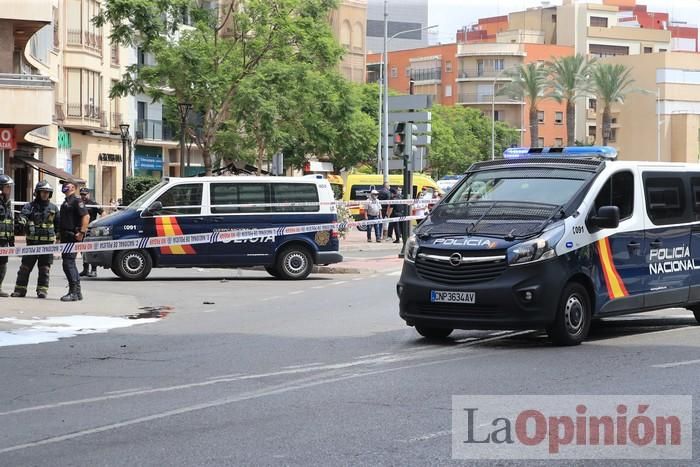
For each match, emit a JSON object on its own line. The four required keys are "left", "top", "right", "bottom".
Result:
{"left": 380, "top": 22, "right": 438, "bottom": 182}
{"left": 177, "top": 102, "right": 191, "bottom": 177}
{"left": 119, "top": 123, "right": 130, "bottom": 202}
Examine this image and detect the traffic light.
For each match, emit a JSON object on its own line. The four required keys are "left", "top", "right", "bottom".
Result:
{"left": 405, "top": 123, "right": 418, "bottom": 160}
{"left": 393, "top": 122, "right": 406, "bottom": 157}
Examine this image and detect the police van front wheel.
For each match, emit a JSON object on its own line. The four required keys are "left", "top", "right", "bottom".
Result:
{"left": 112, "top": 250, "right": 153, "bottom": 281}
{"left": 276, "top": 246, "right": 313, "bottom": 280}
{"left": 546, "top": 282, "right": 591, "bottom": 346}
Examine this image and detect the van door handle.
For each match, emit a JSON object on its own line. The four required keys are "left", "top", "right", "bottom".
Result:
{"left": 650, "top": 240, "right": 663, "bottom": 248}
{"left": 627, "top": 241, "right": 641, "bottom": 250}
{"left": 192, "top": 218, "right": 204, "bottom": 224}
{"left": 213, "top": 217, "right": 225, "bottom": 223}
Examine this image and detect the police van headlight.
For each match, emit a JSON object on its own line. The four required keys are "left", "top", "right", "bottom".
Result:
{"left": 507, "top": 226, "right": 564, "bottom": 266}
{"left": 90, "top": 225, "right": 112, "bottom": 237}
{"left": 405, "top": 234, "right": 419, "bottom": 263}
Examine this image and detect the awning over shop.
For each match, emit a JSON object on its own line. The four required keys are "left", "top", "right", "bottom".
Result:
{"left": 14, "top": 156, "right": 86, "bottom": 185}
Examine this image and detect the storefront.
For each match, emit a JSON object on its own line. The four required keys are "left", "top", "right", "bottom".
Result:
{"left": 134, "top": 145, "right": 163, "bottom": 178}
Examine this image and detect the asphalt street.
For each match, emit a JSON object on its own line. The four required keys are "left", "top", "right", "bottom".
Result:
{"left": 0, "top": 255, "right": 699, "bottom": 466}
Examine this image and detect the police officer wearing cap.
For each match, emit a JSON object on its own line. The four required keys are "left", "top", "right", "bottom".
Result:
{"left": 11, "top": 181, "right": 59, "bottom": 299}
{"left": 79, "top": 187, "right": 102, "bottom": 278}
{"left": 59, "top": 181, "right": 89, "bottom": 301}
{"left": 0, "top": 174, "right": 14, "bottom": 297}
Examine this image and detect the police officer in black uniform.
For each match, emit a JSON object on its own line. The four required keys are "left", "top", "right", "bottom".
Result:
{"left": 79, "top": 187, "right": 103, "bottom": 278}
{"left": 0, "top": 174, "right": 14, "bottom": 297}
{"left": 59, "top": 181, "right": 89, "bottom": 302}
{"left": 11, "top": 181, "right": 60, "bottom": 299}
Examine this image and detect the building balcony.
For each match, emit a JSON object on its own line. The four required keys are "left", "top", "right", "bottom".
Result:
{"left": 66, "top": 29, "right": 104, "bottom": 54}
{"left": 62, "top": 102, "right": 108, "bottom": 130}
{"left": 457, "top": 68, "right": 515, "bottom": 81}
{"left": 409, "top": 68, "right": 442, "bottom": 82}
{"left": 135, "top": 119, "right": 178, "bottom": 142}
{"left": 456, "top": 93, "right": 523, "bottom": 105}
{"left": 0, "top": 0, "right": 52, "bottom": 23}
{"left": 457, "top": 42, "right": 527, "bottom": 57}
{"left": 0, "top": 73, "right": 53, "bottom": 128}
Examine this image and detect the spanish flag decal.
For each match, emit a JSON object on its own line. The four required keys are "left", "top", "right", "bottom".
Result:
{"left": 155, "top": 216, "right": 196, "bottom": 255}
{"left": 597, "top": 237, "right": 628, "bottom": 299}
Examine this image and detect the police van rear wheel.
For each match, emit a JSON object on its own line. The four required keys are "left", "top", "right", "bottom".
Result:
{"left": 276, "top": 246, "right": 313, "bottom": 280}
{"left": 689, "top": 306, "right": 700, "bottom": 324}
{"left": 112, "top": 249, "right": 152, "bottom": 281}
{"left": 547, "top": 282, "right": 591, "bottom": 346}
{"left": 415, "top": 326, "right": 453, "bottom": 339}
{"left": 265, "top": 265, "right": 281, "bottom": 278}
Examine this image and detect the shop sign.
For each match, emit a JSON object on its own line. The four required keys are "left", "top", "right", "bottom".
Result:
{"left": 135, "top": 154, "right": 163, "bottom": 170}
{"left": 57, "top": 130, "right": 71, "bottom": 150}
{"left": 99, "top": 153, "right": 122, "bottom": 162}
{"left": 0, "top": 128, "right": 16, "bottom": 150}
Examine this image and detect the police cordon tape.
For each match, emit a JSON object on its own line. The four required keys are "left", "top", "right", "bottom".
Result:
{"left": 11, "top": 198, "right": 435, "bottom": 209}
{"left": 0, "top": 215, "right": 424, "bottom": 258}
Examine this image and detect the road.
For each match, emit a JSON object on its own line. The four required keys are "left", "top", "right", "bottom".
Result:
{"left": 0, "top": 253, "right": 699, "bottom": 466}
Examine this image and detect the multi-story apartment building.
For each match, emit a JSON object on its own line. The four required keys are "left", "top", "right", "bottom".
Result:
{"left": 0, "top": 0, "right": 58, "bottom": 201}
{"left": 329, "top": 0, "right": 368, "bottom": 83}
{"left": 366, "top": 0, "right": 429, "bottom": 53}
{"left": 590, "top": 52, "right": 700, "bottom": 163}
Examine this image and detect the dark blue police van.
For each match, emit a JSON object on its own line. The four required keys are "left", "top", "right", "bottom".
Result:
{"left": 398, "top": 147, "right": 700, "bottom": 346}
{"left": 85, "top": 176, "right": 342, "bottom": 280}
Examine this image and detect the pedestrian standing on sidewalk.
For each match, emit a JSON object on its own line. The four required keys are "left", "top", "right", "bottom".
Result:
{"left": 387, "top": 187, "right": 405, "bottom": 243}
{"left": 10, "top": 181, "right": 59, "bottom": 299}
{"left": 364, "top": 189, "right": 382, "bottom": 243}
{"left": 79, "top": 187, "right": 103, "bottom": 278}
{"left": 0, "top": 174, "right": 14, "bottom": 297}
{"left": 378, "top": 182, "right": 391, "bottom": 240}
{"left": 58, "top": 181, "right": 90, "bottom": 302}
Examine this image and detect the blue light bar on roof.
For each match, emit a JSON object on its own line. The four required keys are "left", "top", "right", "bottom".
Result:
{"left": 503, "top": 146, "right": 618, "bottom": 160}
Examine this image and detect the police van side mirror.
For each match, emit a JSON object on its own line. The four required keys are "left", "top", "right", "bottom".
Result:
{"left": 143, "top": 201, "right": 163, "bottom": 217}
{"left": 591, "top": 206, "right": 620, "bottom": 230}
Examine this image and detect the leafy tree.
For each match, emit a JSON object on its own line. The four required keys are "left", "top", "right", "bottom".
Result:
{"left": 591, "top": 63, "right": 636, "bottom": 146}
{"left": 122, "top": 176, "right": 162, "bottom": 205}
{"left": 498, "top": 63, "right": 549, "bottom": 147}
{"left": 429, "top": 105, "right": 518, "bottom": 176}
{"left": 96, "top": 0, "right": 342, "bottom": 175}
{"left": 547, "top": 54, "right": 595, "bottom": 146}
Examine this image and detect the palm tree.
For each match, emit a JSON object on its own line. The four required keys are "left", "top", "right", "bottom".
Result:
{"left": 591, "top": 63, "right": 636, "bottom": 146}
{"left": 498, "top": 63, "right": 549, "bottom": 147}
{"left": 547, "top": 54, "right": 595, "bottom": 146}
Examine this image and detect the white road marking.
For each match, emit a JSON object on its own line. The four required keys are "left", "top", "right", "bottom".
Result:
{"left": 652, "top": 358, "right": 700, "bottom": 369}
{"left": 289, "top": 291, "right": 304, "bottom": 295}
{"left": 104, "top": 387, "right": 151, "bottom": 396}
{"left": 400, "top": 430, "right": 452, "bottom": 443}
{"left": 369, "top": 274, "right": 378, "bottom": 279}
{"left": 331, "top": 281, "right": 347, "bottom": 286}
{"left": 282, "top": 362, "right": 324, "bottom": 370}
{"left": 0, "top": 351, "right": 505, "bottom": 455}
{"left": 0, "top": 331, "right": 531, "bottom": 419}
{"left": 201, "top": 309, "right": 217, "bottom": 313}
{"left": 311, "top": 286, "right": 325, "bottom": 290}
{"left": 352, "top": 277, "right": 363, "bottom": 281}
{"left": 261, "top": 296, "right": 281, "bottom": 301}
{"left": 385, "top": 270, "right": 401, "bottom": 276}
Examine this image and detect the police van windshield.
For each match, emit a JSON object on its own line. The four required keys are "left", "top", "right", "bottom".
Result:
{"left": 446, "top": 167, "right": 590, "bottom": 206}
{"left": 128, "top": 181, "right": 168, "bottom": 210}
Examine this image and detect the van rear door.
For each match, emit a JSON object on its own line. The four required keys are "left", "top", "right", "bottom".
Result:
{"left": 642, "top": 172, "right": 692, "bottom": 308}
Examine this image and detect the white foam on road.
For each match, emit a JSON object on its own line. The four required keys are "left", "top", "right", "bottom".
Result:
{"left": 0, "top": 315, "right": 160, "bottom": 348}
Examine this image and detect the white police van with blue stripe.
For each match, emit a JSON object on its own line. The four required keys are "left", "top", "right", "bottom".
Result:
{"left": 398, "top": 146, "right": 700, "bottom": 345}
{"left": 85, "top": 176, "right": 341, "bottom": 280}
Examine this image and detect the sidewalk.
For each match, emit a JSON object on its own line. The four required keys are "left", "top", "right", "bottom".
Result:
{"left": 312, "top": 229, "right": 405, "bottom": 274}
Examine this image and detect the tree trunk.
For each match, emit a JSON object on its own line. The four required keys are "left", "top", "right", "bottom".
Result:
{"left": 602, "top": 105, "right": 611, "bottom": 146}
{"left": 202, "top": 147, "right": 212, "bottom": 176}
{"left": 566, "top": 100, "right": 575, "bottom": 146}
{"left": 529, "top": 105, "right": 539, "bottom": 147}
{"left": 256, "top": 137, "right": 265, "bottom": 176}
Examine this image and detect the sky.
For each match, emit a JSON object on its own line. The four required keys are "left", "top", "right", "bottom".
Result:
{"left": 424, "top": 0, "right": 700, "bottom": 44}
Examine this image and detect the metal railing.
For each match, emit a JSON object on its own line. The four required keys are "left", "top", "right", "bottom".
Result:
{"left": 409, "top": 68, "right": 442, "bottom": 82}
{"left": 54, "top": 102, "right": 65, "bottom": 122}
{"left": 457, "top": 93, "right": 522, "bottom": 104}
{"left": 457, "top": 68, "right": 513, "bottom": 79}
{"left": 135, "top": 119, "right": 178, "bottom": 141}
{"left": 67, "top": 103, "right": 82, "bottom": 117}
{"left": 67, "top": 29, "right": 82, "bottom": 45}
{"left": 0, "top": 73, "right": 53, "bottom": 88}
{"left": 84, "top": 104, "right": 102, "bottom": 120}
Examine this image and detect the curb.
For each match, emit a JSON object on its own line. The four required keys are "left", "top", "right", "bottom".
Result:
{"left": 244, "top": 265, "right": 368, "bottom": 275}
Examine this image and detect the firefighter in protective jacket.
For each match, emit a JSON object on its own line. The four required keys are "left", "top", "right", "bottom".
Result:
{"left": 11, "top": 181, "right": 59, "bottom": 299}
{"left": 0, "top": 174, "right": 14, "bottom": 297}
